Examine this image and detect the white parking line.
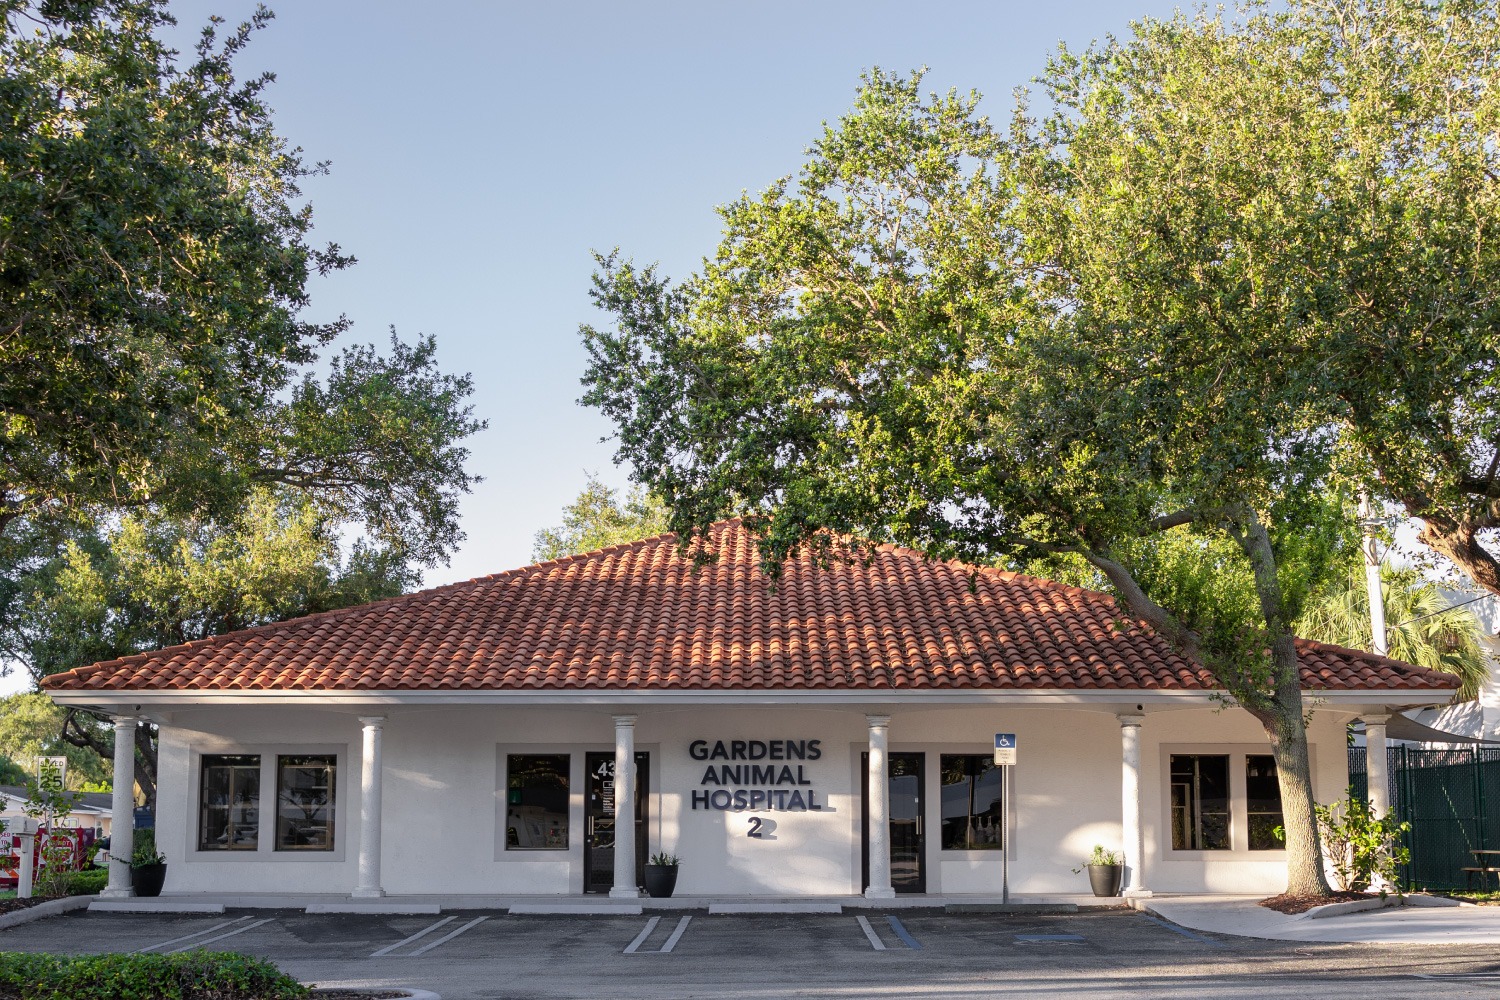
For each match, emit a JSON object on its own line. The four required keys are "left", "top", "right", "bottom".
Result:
{"left": 161, "top": 917, "right": 275, "bottom": 954}
{"left": 856, "top": 915, "right": 886, "bottom": 951}
{"left": 624, "top": 916, "right": 661, "bottom": 954}
{"left": 660, "top": 916, "right": 691, "bottom": 953}
{"left": 137, "top": 916, "right": 253, "bottom": 954}
{"left": 370, "top": 916, "right": 456, "bottom": 957}
{"left": 407, "top": 915, "right": 488, "bottom": 956}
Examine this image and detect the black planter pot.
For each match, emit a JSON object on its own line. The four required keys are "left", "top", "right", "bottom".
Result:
{"left": 1086, "top": 863, "right": 1123, "bottom": 897}
{"left": 643, "top": 864, "right": 679, "bottom": 899}
{"left": 131, "top": 863, "right": 167, "bottom": 898}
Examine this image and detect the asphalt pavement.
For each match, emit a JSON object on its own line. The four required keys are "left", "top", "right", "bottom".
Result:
{"left": 3, "top": 907, "right": 1500, "bottom": 999}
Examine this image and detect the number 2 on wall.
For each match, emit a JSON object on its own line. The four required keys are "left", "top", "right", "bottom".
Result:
{"left": 747, "top": 816, "right": 764, "bottom": 839}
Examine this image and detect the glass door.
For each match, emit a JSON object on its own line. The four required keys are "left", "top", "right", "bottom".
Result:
{"left": 862, "top": 751, "right": 927, "bottom": 894}
{"left": 584, "top": 751, "right": 649, "bottom": 894}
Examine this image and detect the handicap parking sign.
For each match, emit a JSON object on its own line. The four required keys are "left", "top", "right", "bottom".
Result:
{"left": 993, "top": 733, "right": 1017, "bottom": 765}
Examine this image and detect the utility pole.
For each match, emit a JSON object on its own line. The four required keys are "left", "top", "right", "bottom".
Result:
{"left": 1359, "top": 492, "right": 1388, "bottom": 656}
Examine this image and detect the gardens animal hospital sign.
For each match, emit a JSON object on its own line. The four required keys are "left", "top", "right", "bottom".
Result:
{"left": 688, "top": 738, "right": 826, "bottom": 812}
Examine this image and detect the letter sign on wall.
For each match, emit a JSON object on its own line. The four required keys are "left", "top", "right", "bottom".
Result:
{"left": 993, "top": 733, "right": 1017, "bottom": 766}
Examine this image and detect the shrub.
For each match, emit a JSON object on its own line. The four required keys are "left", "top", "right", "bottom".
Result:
{"left": 1315, "top": 788, "right": 1411, "bottom": 892}
{"left": 63, "top": 869, "right": 108, "bottom": 896}
{"left": 0, "top": 951, "right": 308, "bottom": 1000}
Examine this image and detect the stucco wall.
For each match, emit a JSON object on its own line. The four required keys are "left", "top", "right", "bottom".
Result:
{"left": 154, "top": 702, "right": 1350, "bottom": 897}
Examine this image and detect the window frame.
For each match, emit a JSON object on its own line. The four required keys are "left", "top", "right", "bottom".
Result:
{"left": 937, "top": 753, "right": 1005, "bottom": 852}
{"left": 187, "top": 744, "right": 347, "bottom": 863}
{"left": 274, "top": 754, "right": 338, "bottom": 853}
{"left": 1159, "top": 744, "right": 1312, "bottom": 859}
{"left": 503, "top": 752, "right": 573, "bottom": 852}
{"left": 197, "top": 754, "right": 263, "bottom": 853}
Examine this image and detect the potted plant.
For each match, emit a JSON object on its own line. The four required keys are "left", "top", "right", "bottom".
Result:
{"left": 644, "top": 852, "right": 680, "bottom": 899}
{"left": 1073, "top": 845, "right": 1123, "bottom": 897}
{"left": 130, "top": 828, "right": 167, "bottom": 898}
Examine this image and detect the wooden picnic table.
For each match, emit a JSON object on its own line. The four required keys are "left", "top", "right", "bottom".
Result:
{"left": 1462, "top": 850, "right": 1500, "bottom": 890}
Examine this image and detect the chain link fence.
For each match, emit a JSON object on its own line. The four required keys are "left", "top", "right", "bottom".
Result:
{"left": 1349, "top": 746, "right": 1500, "bottom": 891}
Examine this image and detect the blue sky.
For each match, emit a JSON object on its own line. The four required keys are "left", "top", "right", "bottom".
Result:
{"left": 167, "top": 0, "right": 1189, "bottom": 588}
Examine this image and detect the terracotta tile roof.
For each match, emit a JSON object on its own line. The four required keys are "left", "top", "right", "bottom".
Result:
{"left": 41, "top": 520, "right": 1457, "bottom": 695}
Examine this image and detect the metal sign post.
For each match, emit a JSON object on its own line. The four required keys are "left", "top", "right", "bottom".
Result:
{"left": 994, "top": 735, "right": 1017, "bottom": 904}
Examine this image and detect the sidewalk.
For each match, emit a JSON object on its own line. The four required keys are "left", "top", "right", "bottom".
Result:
{"left": 1143, "top": 894, "right": 1500, "bottom": 944}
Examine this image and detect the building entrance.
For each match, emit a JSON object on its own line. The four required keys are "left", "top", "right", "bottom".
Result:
{"left": 861, "top": 751, "right": 927, "bottom": 893}
{"left": 583, "top": 751, "right": 649, "bottom": 894}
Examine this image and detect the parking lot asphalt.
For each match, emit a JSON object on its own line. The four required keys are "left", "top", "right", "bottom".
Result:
{"left": 4, "top": 907, "right": 1500, "bottom": 1000}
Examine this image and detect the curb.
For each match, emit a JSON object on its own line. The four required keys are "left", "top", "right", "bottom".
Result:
{"left": 0, "top": 895, "right": 93, "bottom": 930}
{"left": 1299, "top": 892, "right": 1464, "bottom": 920}
{"left": 306, "top": 902, "right": 442, "bottom": 915}
{"left": 312, "top": 989, "right": 440, "bottom": 1000}
{"left": 90, "top": 900, "right": 225, "bottom": 914}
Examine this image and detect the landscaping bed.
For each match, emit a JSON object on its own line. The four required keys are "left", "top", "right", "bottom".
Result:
{"left": 1259, "top": 891, "right": 1373, "bottom": 915}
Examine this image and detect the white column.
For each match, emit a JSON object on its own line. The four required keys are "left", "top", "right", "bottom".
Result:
{"left": 610, "top": 714, "right": 639, "bottom": 899}
{"left": 1119, "top": 713, "right": 1152, "bottom": 898}
{"left": 864, "top": 714, "right": 896, "bottom": 899}
{"left": 1364, "top": 714, "right": 1390, "bottom": 818}
{"left": 352, "top": 716, "right": 386, "bottom": 898}
{"left": 100, "top": 715, "right": 138, "bottom": 898}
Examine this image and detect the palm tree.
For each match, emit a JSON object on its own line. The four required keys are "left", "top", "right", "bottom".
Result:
{"left": 1297, "top": 567, "right": 1489, "bottom": 700}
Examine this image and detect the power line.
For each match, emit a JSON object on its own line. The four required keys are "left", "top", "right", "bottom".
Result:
{"left": 1390, "top": 591, "right": 1496, "bottom": 629}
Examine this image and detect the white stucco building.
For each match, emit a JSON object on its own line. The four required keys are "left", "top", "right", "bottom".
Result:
{"left": 42, "top": 522, "right": 1458, "bottom": 900}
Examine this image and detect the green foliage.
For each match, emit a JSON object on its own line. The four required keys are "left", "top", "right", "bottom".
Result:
{"left": 62, "top": 868, "right": 108, "bottom": 896}
{"left": 13, "top": 488, "right": 418, "bottom": 683}
{"left": 649, "top": 852, "right": 681, "bottom": 866}
{"left": 0, "top": 695, "right": 109, "bottom": 788}
{"left": 131, "top": 828, "right": 164, "bottom": 868}
{"left": 1298, "top": 567, "right": 1489, "bottom": 699}
{"left": 533, "top": 475, "right": 672, "bottom": 561}
{"left": 0, "top": 757, "right": 29, "bottom": 786}
{"left": 0, "top": 3, "right": 483, "bottom": 562}
{"left": 1313, "top": 789, "right": 1411, "bottom": 893}
{"left": 0, "top": 950, "right": 308, "bottom": 1000}
{"left": 1072, "top": 845, "right": 1121, "bottom": 872}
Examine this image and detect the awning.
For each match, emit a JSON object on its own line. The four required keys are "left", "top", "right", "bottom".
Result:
{"left": 1354, "top": 711, "right": 1500, "bottom": 746}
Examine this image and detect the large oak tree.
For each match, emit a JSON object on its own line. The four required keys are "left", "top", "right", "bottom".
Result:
{"left": 0, "top": 1, "right": 483, "bottom": 563}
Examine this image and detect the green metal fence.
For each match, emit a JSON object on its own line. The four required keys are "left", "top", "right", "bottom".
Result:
{"left": 1349, "top": 746, "right": 1500, "bottom": 891}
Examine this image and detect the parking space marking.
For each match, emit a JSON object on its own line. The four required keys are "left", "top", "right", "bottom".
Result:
{"left": 370, "top": 916, "right": 456, "bottom": 958}
{"left": 856, "top": 915, "right": 886, "bottom": 951}
{"left": 1015, "top": 933, "right": 1085, "bottom": 944}
{"left": 660, "top": 916, "right": 691, "bottom": 953}
{"left": 161, "top": 917, "right": 275, "bottom": 954}
{"left": 886, "top": 916, "right": 922, "bottom": 950}
{"left": 624, "top": 916, "right": 661, "bottom": 954}
{"left": 407, "top": 915, "right": 488, "bottom": 957}
{"left": 137, "top": 916, "right": 254, "bottom": 954}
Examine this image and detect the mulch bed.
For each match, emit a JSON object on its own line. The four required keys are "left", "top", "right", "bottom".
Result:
{"left": 0, "top": 896, "right": 63, "bottom": 916}
{"left": 1260, "top": 891, "right": 1374, "bottom": 915}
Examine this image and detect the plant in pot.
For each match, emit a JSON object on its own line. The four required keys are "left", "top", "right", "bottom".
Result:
{"left": 130, "top": 828, "right": 167, "bottom": 898}
{"left": 1073, "top": 845, "right": 1123, "bottom": 897}
{"left": 644, "top": 852, "right": 680, "bottom": 899}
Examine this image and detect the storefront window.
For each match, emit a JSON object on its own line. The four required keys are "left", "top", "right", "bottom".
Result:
{"left": 939, "top": 754, "right": 1003, "bottom": 850}
{"left": 276, "top": 755, "right": 336, "bottom": 851}
{"left": 1170, "top": 754, "right": 1230, "bottom": 850}
{"left": 506, "top": 754, "right": 570, "bottom": 850}
{"left": 200, "top": 754, "right": 261, "bottom": 851}
{"left": 1245, "top": 755, "right": 1284, "bottom": 850}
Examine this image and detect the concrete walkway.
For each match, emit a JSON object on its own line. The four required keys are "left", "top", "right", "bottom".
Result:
{"left": 1144, "top": 894, "right": 1500, "bottom": 944}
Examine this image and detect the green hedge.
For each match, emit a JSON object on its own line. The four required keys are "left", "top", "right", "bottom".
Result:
{"left": 62, "top": 869, "right": 108, "bottom": 895}
{"left": 0, "top": 951, "right": 309, "bottom": 1000}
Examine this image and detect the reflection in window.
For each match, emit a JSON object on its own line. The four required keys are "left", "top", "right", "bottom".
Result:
{"left": 1246, "top": 755, "right": 1284, "bottom": 850}
{"left": 506, "top": 754, "right": 570, "bottom": 850}
{"left": 276, "top": 755, "right": 336, "bottom": 851}
{"left": 200, "top": 755, "right": 261, "bottom": 851}
{"left": 1170, "top": 754, "right": 1230, "bottom": 850}
{"left": 940, "top": 754, "right": 1003, "bottom": 850}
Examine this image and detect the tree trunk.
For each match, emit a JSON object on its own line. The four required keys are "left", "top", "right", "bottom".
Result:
{"left": 1232, "top": 515, "right": 1333, "bottom": 897}
{"left": 1250, "top": 690, "right": 1332, "bottom": 897}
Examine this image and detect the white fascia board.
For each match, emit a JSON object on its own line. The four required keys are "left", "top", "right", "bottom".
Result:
{"left": 45, "top": 687, "right": 1452, "bottom": 711}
